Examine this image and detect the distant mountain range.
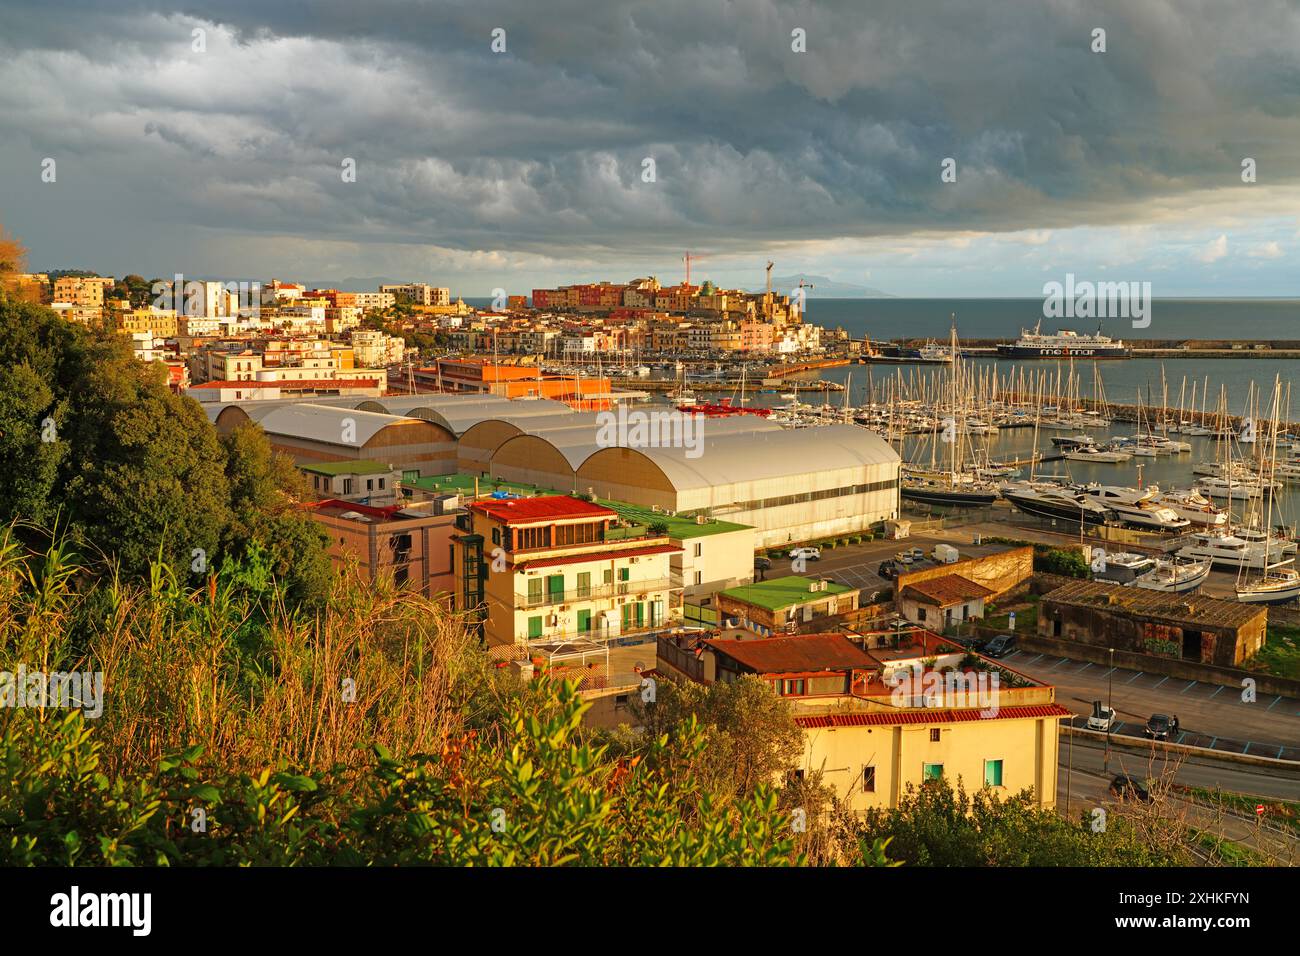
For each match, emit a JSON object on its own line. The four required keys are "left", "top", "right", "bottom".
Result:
{"left": 747, "top": 274, "right": 894, "bottom": 298}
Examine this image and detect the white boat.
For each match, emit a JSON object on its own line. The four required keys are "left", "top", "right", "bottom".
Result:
{"left": 1178, "top": 528, "right": 1296, "bottom": 570}
{"left": 1236, "top": 563, "right": 1300, "bottom": 604}
{"left": 1076, "top": 485, "right": 1190, "bottom": 532}
{"left": 1000, "top": 484, "right": 1113, "bottom": 525}
{"left": 1195, "top": 476, "right": 1276, "bottom": 501}
{"left": 1134, "top": 558, "right": 1211, "bottom": 594}
{"left": 1150, "top": 488, "right": 1228, "bottom": 528}
{"left": 1092, "top": 551, "right": 1156, "bottom": 585}
{"left": 1063, "top": 445, "right": 1132, "bottom": 463}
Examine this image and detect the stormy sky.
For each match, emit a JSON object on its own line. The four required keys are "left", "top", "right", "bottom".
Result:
{"left": 1, "top": 0, "right": 1298, "bottom": 296}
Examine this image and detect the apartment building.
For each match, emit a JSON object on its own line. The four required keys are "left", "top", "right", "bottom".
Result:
{"left": 657, "top": 627, "right": 1067, "bottom": 813}
{"left": 351, "top": 328, "right": 406, "bottom": 366}
{"left": 380, "top": 283, "right": 448, "bottom": 307}
{"left": 307, "top": 498, "right": 458, "bottom": 601}
{"left": 113, "top": 308, "right": 179, "bottom": 338}
{"left": 457, "top": 495, "right": 682, "bottom": 648}
{"left": 52, "top": 275, "right": 114, "bottom": 308}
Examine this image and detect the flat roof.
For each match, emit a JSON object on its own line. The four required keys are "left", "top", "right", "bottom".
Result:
{"left": 719, "top": 575, "right": 855, "bottom": 612}
{"left": 301, "top": 460, "right": 394, "bottom": 476}
{"left": 470, "top": 494, "right": 616, "bottom": 525}
{"left": 706, "top": 633, "right": 874, "bottom": 674}
{"left": 1041, "top": 579, "right": 1266, "bottom": 629}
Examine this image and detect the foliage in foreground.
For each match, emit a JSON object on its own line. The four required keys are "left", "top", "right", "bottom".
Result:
{"left": 1, "top": 681, "right": 803, "bottom": 866}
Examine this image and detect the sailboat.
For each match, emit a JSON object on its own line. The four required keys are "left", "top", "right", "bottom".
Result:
{"left": 900, "top": 320, "right": 1000, "bottom": 507}
{"left": 1236, "top": 377, "right": 1300, "bottom": 604}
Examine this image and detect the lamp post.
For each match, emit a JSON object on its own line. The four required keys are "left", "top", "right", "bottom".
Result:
{"left": 1103, "top": 646, "right": 1114, "bottom": 773}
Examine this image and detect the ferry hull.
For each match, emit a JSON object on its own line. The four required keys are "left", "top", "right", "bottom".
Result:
{"left": 996, "top": 345, "right": 1131, "bottom": 359}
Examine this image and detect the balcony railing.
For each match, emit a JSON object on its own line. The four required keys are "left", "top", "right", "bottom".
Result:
{"left": 513, "top": 577, "right": 677, "bottom": 609}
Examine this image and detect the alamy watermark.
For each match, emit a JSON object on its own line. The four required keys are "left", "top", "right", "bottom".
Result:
{"left": 595, "top": 406, "right": 705, "bottom": 459}
{"left": 0, "top": 665, "right": 104, "bottom": 718}
{"left": 151, "top": 273, "right": 261, "bottom": 317}
{"left": 1042, "top": 273, "right": 1151, "bottom": 329}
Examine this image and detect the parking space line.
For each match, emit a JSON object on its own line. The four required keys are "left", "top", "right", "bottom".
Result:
{"left": 1028, "top": 654, "right": 1044, "bottom": 664}
{"left": 1125, "top": 671, "right": 1144, "bottom": 684}
{"left": 1242, "top": 741, "right": 1252, "bottom": 755}
{"left": 1279, "top": 745, "right": 1286, "bottom": 759}
{"left": 1103, "top": 666, "right": 1116, "bottom": 677}
{"left": 1153, "top": 676, "right": 1170, "bottom": 688}
{"left": 1078, "top": 662, "right": 1092, "bottom": 673}
{"left": 1179, "top": 680, "right": 1197, "bottom": 695}
{"left": 1266, "top": 695, "right": 1284, "bottom": 711}
{"left": 1049, "top": 657, "right": 1071, "bottom": 671}
{"left": 1209, "top": 685, "right": 1225, "bottom": 699}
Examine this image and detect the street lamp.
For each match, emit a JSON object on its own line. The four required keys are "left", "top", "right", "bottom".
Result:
{"left": 1103, "top": 646, "right": 1114, "bottom": 773}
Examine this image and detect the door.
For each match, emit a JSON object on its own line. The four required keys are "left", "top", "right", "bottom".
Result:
{"left": 635, "top": 602, "right": 644, "bottom": 627}
{"left": 527, "top": 616, "right": 543, "bottom": 639}
{"left": 547, "top": 574, "right": 564, "bottom": 602}
{"left": 577, "top": 609, "right": 591, "bottom": 634}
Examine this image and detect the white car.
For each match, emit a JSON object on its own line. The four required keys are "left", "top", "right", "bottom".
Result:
{"left": 1086, "top": 704, "right": 1117, "bottom": 732}
{"left": 789, "top": 547, "right": 821, "bottom": 563}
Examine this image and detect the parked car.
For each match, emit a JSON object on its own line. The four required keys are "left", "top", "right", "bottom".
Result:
{"left": 789, "top": 546, "right": 821, "bottom": 563}
{"left": 877, "top": 560, "right": 899, "bottom": 580}
{"left": 1086, "top": 701, "right": 1117, "bottom": 732}
{"left": 981, "top": 634, "right": 1017, "bottom": 658}
{"left": 905, "top": 547, "right": 925, "bottom": 561}
{"left": 1144, "top": 714, "right": 1172, "bottom": 740}
{"left": 894, "top": 552, "right": 914, "bottom": 565}
{"left": 1109, "top": 774, "right": 1152, "bottom": 803}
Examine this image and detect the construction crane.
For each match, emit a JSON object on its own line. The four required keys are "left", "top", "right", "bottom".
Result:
{"left": 683, "top": 251, "right": 709, "bottom": 288}
{"left": 764, "top": 261, "right": 775, "bottom": 320}
{"left": 795, "top": 278, "right": 814, "bottom": 321}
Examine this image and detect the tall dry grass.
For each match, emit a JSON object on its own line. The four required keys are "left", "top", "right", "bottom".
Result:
{"left": 0, "top": 523, "right": 507, "bottom": 779}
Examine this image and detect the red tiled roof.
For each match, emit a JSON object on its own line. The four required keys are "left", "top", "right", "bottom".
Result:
{"left": 514, "top": 542, "right": 680, "bottom": 570}
{"left": 901, "top": 574, "right": 993, "bottom": 608}
{"left": 795, "top": 704, "right": 1072, "bottom": 728}
{"left": 705, "top": 634, "right": 876, "bottom": 675}
{"left": 471, "top": 495, "right": 616, "bottom": 525}
{"left": 307, "top": 498, "right": 405, "bottom": 520}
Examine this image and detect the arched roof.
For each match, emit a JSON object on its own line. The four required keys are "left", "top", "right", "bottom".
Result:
{"left": 577, "top": 424, "right": 899, "bottom": 492}
{"left": 255, "top": 403, "right": 448, "bottom": 447}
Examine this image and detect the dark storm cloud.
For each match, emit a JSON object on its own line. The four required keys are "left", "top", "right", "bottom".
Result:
{"left": 1, "top": 0, "right": 1298, "bottom": 266}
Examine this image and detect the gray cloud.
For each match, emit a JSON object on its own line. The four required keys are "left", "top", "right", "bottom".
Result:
{"left": 0, "top": 0, "right": 1297, "bottom": 287}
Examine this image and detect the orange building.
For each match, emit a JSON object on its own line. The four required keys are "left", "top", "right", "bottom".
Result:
{"left": 423, "top": 358, "right": 612, "bottom": 410}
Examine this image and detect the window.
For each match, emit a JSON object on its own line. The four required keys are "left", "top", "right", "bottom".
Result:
{"left": 603, "top": 569, "right": 614, "bottom": 585}
{"left": 862, "top": 766, "right": 876, "bottom": 793}
{"left": 780, "top": 679, "right": 806, "bottom": 696}
{"left": 378, "top": 478, "right": 385, "bottom": 490}
{"left": 527, "top": 616, "right": 543, "bottom": 639}
{"left": 576, "top": 572, "right": 592, "bottom": 598}
{"left": 984, "top": 759, "right": 1003, "bottom": 787}
{"left": 527, "top": 578, "right": 543, "bottom": 605}
{"left": 492, "top": 528, "right": 501, "bottom": 546}
{"left": 366, "top": 479, "right": 374, "bottom": 491}
{"left": 693, "top": 570, "right": 702, "bottom": 585}
{"left": 929, "top": 728, "right": 941, "bottom": 742}
{"left": 917, "top": 607, "right": 927, "bottom": 621}
{"left": 342, "top": 478, "right": 354, "bottom": 495}
{"left": 693, "top": 543, "right": 702, "bottom": 557}
{"left": 922, "top": 763, "right": 943, "bottom": 782}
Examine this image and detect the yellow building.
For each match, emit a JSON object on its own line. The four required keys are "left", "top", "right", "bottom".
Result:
{"left": 458, "top": 495, "right": 683, "bottom": 648}
{"left": 657, "top": 627, "right": 1067, "bottom": 813}
{"left": 114, "top": 308, "right": 178, "bottom": 337}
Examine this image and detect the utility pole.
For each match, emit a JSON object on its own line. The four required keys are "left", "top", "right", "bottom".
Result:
{"left": 1103, "top": 646, "right": 1114, "bottom": 773}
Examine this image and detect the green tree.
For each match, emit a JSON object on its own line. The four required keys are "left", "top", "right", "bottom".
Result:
{"left": 0, "top": 363, "right": 66, "bottom": 525}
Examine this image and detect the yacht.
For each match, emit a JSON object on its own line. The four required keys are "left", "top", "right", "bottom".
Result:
{"left": 1092, "top": 552, "right": 1156, "bottom": 585}
{"left": 1194, "top": 476, "right": 1276, "bottom": 501}
{"left": 1149, "top": 488, "right": 1228, "bottom": 528}
{"left": 1062, "top": 445, "right": 1132, "bottom": 463}
{"left": 1076, "top": 485, "right": 1190, "bottom": 532}
{"left": 1000, "top": 484, "right": 1113, "bottom": 525}
{"left": 1133, "top": 558, "right": 1212, "bottom": 594}
{"left": 1177, "top": 529, "right": 1296, "bottom": 570}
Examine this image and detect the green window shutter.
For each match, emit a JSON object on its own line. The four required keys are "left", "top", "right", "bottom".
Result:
{"left": 527, "top": 579, "right": 543, "bottom": 603}
{"left": 528, "top": 616, "right": 543, "bottom": 639}
{"left": 923, "top": 763, "right": 943, "bottom": 782}
{"left": 577, "top": 572, "right": 591, "bottom": 597}
{"left": 547, "top": 574, "right": 564, "bottom": 599}
{"left": 984, "top": 759, "right": 1003, "bottom": 787}
{"left": 577, "top": 609, "right": 591, "bottom": 633}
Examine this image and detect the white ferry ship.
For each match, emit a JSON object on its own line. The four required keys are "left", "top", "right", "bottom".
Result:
{"left": 996, "top": 321, "right": 1131, "bottom": 359}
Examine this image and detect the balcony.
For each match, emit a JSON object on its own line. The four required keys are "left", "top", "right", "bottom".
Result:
{"left": 513, "top": 577, "right": 676, "bottom": 609}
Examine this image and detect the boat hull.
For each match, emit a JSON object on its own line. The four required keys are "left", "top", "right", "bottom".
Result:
{"left": 1002, "top": 493, "right": 1110, "bottom": 525}
{"left": 901, "top": 487, "right": 998, "bottom": 508}
{"left": 996, "top": 345, "right": 1131, "bottom": 359}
